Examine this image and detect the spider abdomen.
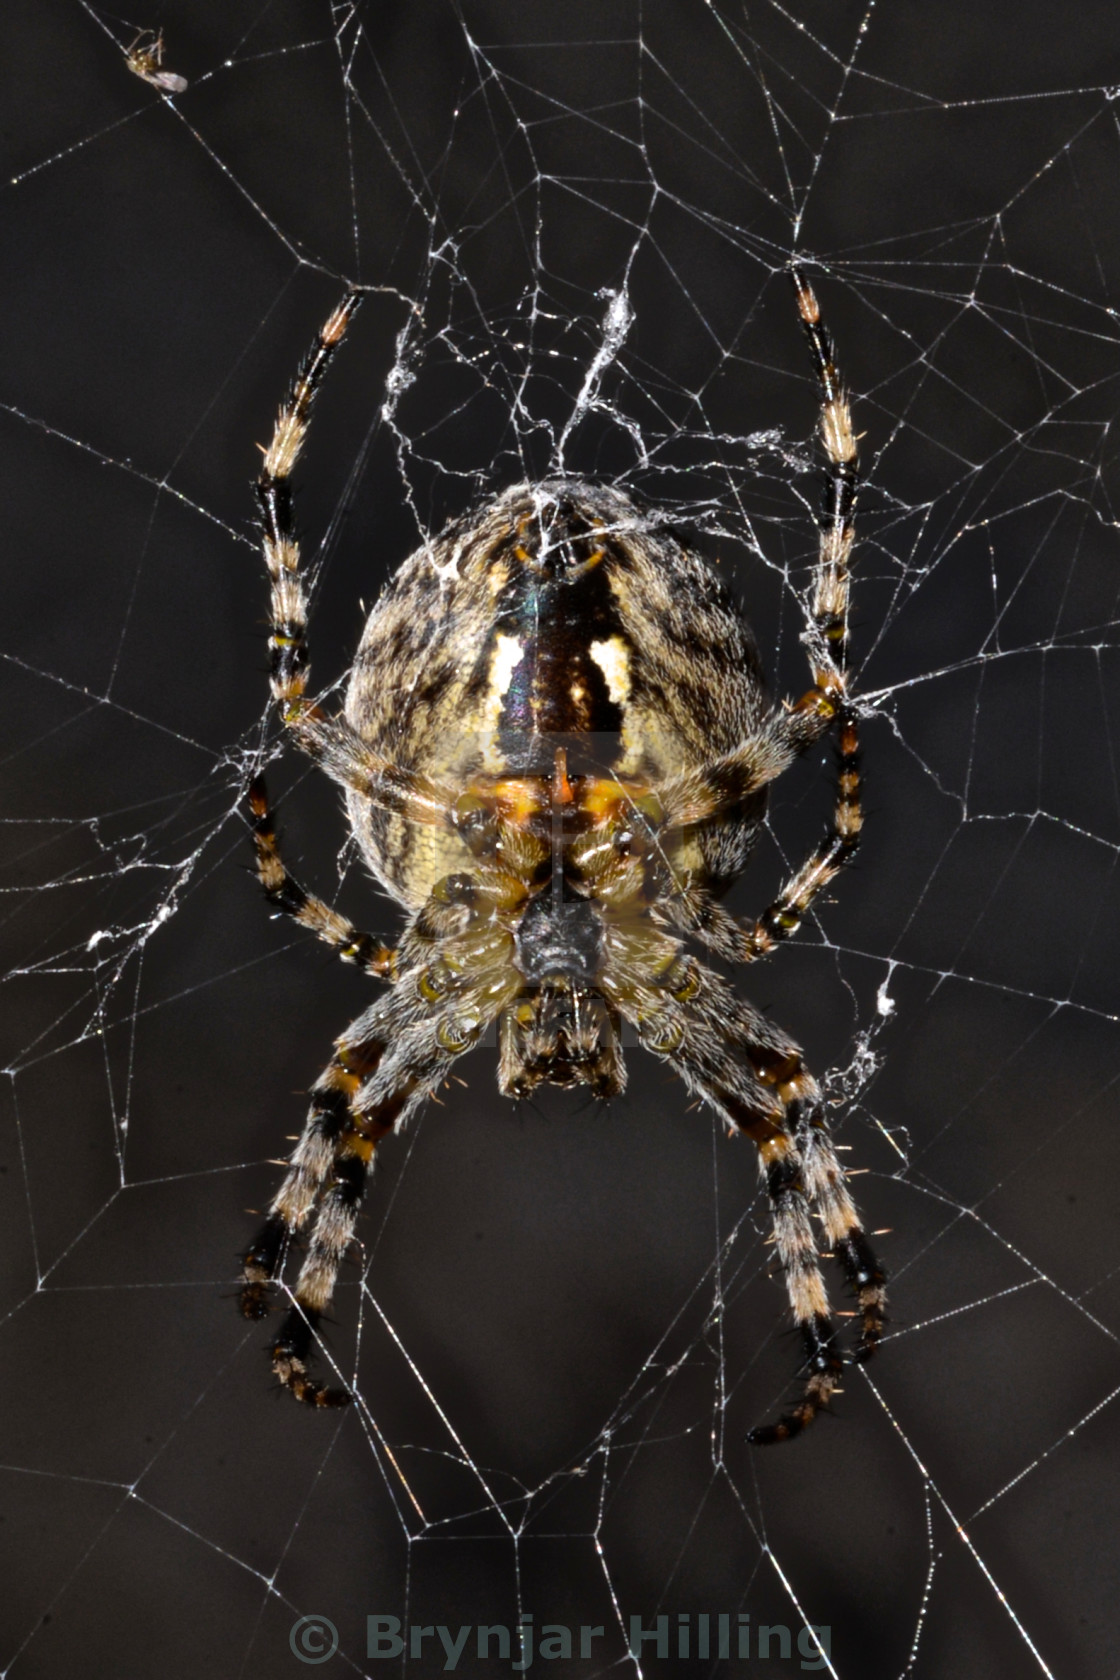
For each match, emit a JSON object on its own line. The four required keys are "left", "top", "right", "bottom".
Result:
{"left": 345, "top": 479, "right": 769, "bottom": 904}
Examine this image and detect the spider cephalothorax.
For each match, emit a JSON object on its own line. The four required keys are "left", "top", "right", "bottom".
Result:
{"left": 240, "top": 274, "right": 885, "bottom": 1443}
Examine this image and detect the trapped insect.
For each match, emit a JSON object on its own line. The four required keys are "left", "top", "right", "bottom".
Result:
{"left": 124, "top": 29, "right": 188, "bottom": 94}
{"left": 240, "top": 270, "right": 885, "bottom": 1443}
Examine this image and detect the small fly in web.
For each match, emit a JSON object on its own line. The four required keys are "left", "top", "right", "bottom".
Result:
{"left": 239, "top": 268, "right": 886, "bottom": 1444}
{"left": 124, "top": 29, "right": 188, "bottom": 95}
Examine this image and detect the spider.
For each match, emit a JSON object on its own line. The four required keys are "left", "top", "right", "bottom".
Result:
{"left": 239, "top": 269, "right": 885, "bottom": 1444}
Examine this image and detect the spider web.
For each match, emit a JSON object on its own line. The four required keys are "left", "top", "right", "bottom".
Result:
{"left": 2, "top": 2, "right": 1118, "bottom": 1675}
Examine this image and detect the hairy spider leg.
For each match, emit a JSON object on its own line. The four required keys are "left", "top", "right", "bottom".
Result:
{"left": 594, "top": 883, "right": 881, "bottom": 1442}
{"left": 254, "top": 292, "right": 466, "bottom": 834}
{"left": 742, "top": 709, "right": 862, "bottom": 957}
{"left": 241, "top": 885, "right": 523, "bottom": 1403}
{"left": 241, "top": 1050, "right": 391, "bottom": 1407}
{"left": 600, "top": 935, "right": 846, "bottom": 1441}
{"left": 652, "top": 267, "right": 864, "bottom": 960}
{"left": 745, "top": 1038, "right": 885, "bottom": 1438}
{"left": 787, "top": 1070, "right": 886, "bottom": 1361}
{"left": 667, "top": 1004, "right": 881, "bottom": 1443}
{"left": 742, "top": 268, "right": 862, "bottom": 956}
{"left": 248, "top": 775, "right": 397, "bottom": 978}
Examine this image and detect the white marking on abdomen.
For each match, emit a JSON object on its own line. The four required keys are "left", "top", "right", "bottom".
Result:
{"left": 490, "top": 633, "right": 523, "bottom": 699}
{"left": 589, "top": 635, "right": 631, "bottom": 703}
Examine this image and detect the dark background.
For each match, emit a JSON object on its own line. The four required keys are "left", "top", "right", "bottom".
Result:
{"left": 1, "top": 3, "right": 1119, "bottom": 1677}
